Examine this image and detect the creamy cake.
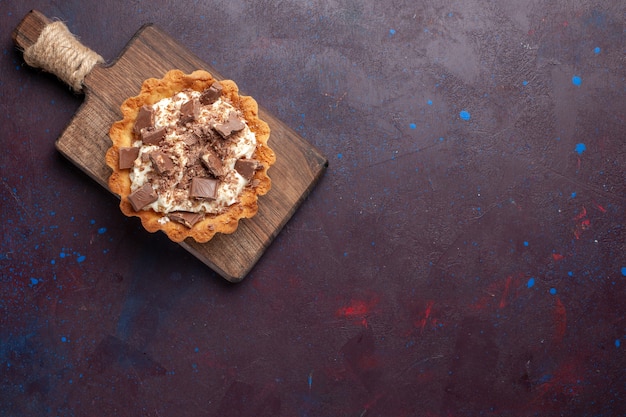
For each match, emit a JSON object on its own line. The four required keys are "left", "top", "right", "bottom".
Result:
{"left": 106, "top": 70, "right": 275, "bottom": 242}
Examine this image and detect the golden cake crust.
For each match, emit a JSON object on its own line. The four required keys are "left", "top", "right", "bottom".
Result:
{"left": 106, "top": 69, "right": 275, "bottom": 243}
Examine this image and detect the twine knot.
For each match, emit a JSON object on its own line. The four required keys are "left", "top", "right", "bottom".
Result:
{"left": 23, "top": 20, "right": 104, "bottom": 92}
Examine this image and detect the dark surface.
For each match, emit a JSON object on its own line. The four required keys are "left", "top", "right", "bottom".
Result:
{"left": 1, "top": 1, "right": 625, "bottom": 416}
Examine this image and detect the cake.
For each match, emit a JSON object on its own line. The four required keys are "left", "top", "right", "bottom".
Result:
{"left": 105, "top": 70, "right": 275, "bottom": 243}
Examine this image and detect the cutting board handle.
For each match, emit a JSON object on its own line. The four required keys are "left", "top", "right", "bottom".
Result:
{"left": 13, "top": 10, "right": 104, "bottom": 93}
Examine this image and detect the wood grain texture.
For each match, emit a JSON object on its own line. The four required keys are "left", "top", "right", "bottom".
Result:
{"left": 12, "top": 10, "right": 50, "bottom": 48}
{"left": 14, "top": 12, "right": 328, "bottom": 282}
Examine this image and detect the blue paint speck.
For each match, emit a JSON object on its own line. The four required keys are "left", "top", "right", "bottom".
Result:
{"left": 77, "top": 255, "right": 86, "bottom": 263}
{"left": 389, "top": 29, "right": 396, "bottom": 35}
{"left": 522, "top": 80, "right": 528, "bottom": 86}
{"left": 572, "top": 75, "right": 582, "bottom": 86}
{"left": 459, "top": 110, "right": 471, "bottom": 120}
{"left": 523, "top": 241, "right": 529, "bottom": 247}
{"left": 574, "top": 143, "right": 587, "bottom": 155}
{"left": 538, "top": 374, "right": 553, "bottom": 384}
{"left": 616, "top": 339, "right": 621, "bottom": 348}
{"left": 549, "top": 288, "right": 557, "bottom": 295}
{"left": 594, "top": 46, "right": 601, "bottom": 54}
{"left": 98, "top": 227, "right": 107, "bottom": 234}
{"left": 337, "top": 153, "right": 343, "bottom": 159}
{"left": 439, "top": 137, "right": 444, "bottom": 142}
{"left": 571, "top": 192, "right": 577, "bottom": 198}
{"left": 59, "top": 252, "right": 66, "bottom": 258}
{"left": 29, "top": 278, "right": 39, "bottom": 287}
{"left": 568, "top": 271, "right": 573, "bottom": 277}
{"left": 527, "top": 277, "right": 535, "bottom": 288}
{"left": 427, "top": 100, "right": 433, "bottom": 106}
{"left": 620, "top": 267, "right": 626, "bottom": 276}
{"left": 61, "top": 336, "right": 68, "bottom": 343}
{"left": 90, "top": 219, "right": 96, "bottom": 225}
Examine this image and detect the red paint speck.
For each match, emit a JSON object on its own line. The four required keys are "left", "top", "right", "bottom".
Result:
{"left": 470, "top": 274, "right": 525, "bottom": 312}
{"left": 337, "top": 300, "right": 371, "bottom": 317}
{"left": 593, "top": 201, "right": 607, "bottom": 213}
{"left": 552, "top": 253, "right": 565, "bottom": 261}
{"left": 498, "top": 276, "right": 513, "bottom": 309}
{"left": 553, "top": 296, "right": 567, "bottom": 344}
{"left": 336, "top": 297, "right": 378, "bottom": 327}
{"left": 415, "top": 300, "right": 436, "bottom": 333}
{"left": 573, "top": 206, "right": 587, "bottom": 220}
{"left": 362, "top": 393, "right": 384, "bottom": 412}
{"left": 573, "top": 206, "right": 591, "bottom": 239}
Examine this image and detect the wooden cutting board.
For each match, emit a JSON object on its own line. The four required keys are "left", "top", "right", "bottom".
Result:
{"left": 13, "top": 10, "right": 327, "bottom": 282}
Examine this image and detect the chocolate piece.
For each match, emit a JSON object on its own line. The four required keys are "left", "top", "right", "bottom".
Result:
{"left": 214, "top": 112, "right": 245, "bottom": 138}
{"left": 118, "top": 147, "right": 140, "bottom": 169}
{"left": 190, "top": 177, "right": 219, "bottom": 200}
{"left": 149, "top": 151, "right": 174, "bottom": 175}
{"left": 234, "top": 159, "right": 260, "bottom": 181}
{"left": 200, "top": 148, "right": 226, "bottom": 178}
{"left": 199, "top": 82, "right": 223, "bottom": 105}
{"left": 193, "top": 125, "right": 211, "bottom": 138}
{"left": 133, "top": 106, "right": 153, "bottom": 135}
{"left": 179, "top": 99, "right": 200, "bottom": 125}
{"left": 181, "top": 132, "right": 199, "bottom": 146}
{"left": 128, "top": 183, "right": 158, "bottom": 211}
{"left": 141, "top": 126, "right": 167, "bottom": 145}
{"left": 168, "top": 211, "right": 204, "bottom": 228}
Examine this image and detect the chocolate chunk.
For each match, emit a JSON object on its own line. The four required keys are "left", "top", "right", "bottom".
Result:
{"left": 133, "top": 106, "right": 154, "bottom": 135}
{"left": 141, "top": 126, "right": 167, "bottom": 145}
{"left": 128, "top": 183, "right": 157, "bottom": 211}
{"left": 190, "top": 177, "right": 219, "bottom": 200}
{"left": 192, "top": 125, "right": 221, "bottom": 143}
{"left": 168, "top": 211, "right": 204, "bottom": 228}
{"left": 193, "top": 125, "right": 209, "bottom": 137}
{"left": 118, "top": 146, "right": 140, "bottom": 169}
{"left": 200, "top": 147, "right": 226, "bottom": 178}
{"left": 234, "top": 159, "right": 260, "bottom": 181}
{"left": 181, "top": 132, "right": 199, "bottom": 146}
{"left": 179, "top": 99, "right": 200, "bottom": 125}
{"left": 214, "top": 112, "right": 245, "bottom": 138}
{"left": 199, "top": 82, "right": 223, "bottom": 105}
{"left": 149, "top": 151, "right": 175, "bottom": 175}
